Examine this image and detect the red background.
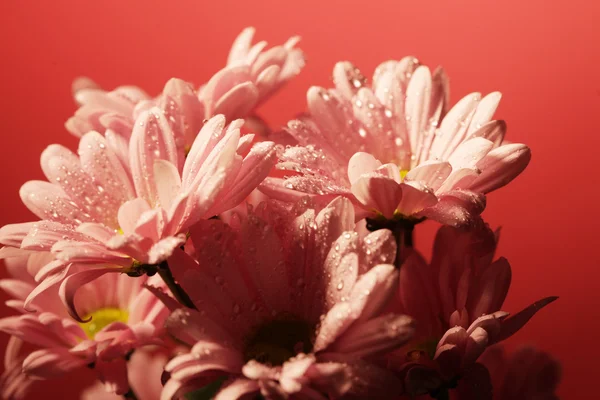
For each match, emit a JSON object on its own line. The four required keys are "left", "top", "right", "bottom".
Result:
{"left": 1, "top": 1, "right": 598, "bottom": 398}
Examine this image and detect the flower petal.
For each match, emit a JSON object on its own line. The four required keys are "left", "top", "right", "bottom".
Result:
{"left": 347, "top": 152, "right": 382, "bottom": 185}
{"left": 468, "top": 143, "right": 531, "bottom": 194}
{"left": 351, "top": 175, "right": 402, "bottom": 219}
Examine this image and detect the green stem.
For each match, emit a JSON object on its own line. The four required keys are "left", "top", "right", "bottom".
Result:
{"left": 158, "top": 261, "right": 197, "bottom": 310}
{"left": 366, "top": 217, "right": 416, "bottom": 268}
{"left": 392, "top": 221, "right": 414, "bottom": 268}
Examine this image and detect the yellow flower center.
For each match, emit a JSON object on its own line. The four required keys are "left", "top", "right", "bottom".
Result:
{"left": 79, "top": 308, "right": 129, "bottom": 339}
{"left": 399, "top": 169, "right": 410, "bottom": 180}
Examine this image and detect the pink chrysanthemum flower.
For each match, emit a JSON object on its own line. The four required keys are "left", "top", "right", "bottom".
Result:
{"left": 262, "top": 58, "right": 530, "bottom": 226}
{"left": 0, "top": 113, "right": 277, "bottom": 313}
{"left": 81, "top": 349, "right": 167, "bottom": 400}
{"left": 480, "top": 345, "right": 561, "bottom": 400}
{"left": 0, "top": 254, "right": 169, "bottom": 397}
{"left": 157, "top": 197, "right": 415, "bottom": 399}
{"left": 390, "top": 225, "right": 556, "bottom": 398}
{"left": 199, "top": 27, "right": 305, "bottom": 132}
{"left": 67, "top": 27, "right": 304, "bottom": 141}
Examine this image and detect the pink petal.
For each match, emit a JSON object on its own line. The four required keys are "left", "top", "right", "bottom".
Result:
{"left": 146, "top": 235, "right": 186, "bottom": 265}
{"left": 447, "top": 137, "right": 494, "bottom": 170}
{"left": 437, "top": 167, "right": 481, "bottom": 193}
{"left": 419, "top": 190, "right": 486, "bottom": 227}
{"left": 159, "top": 78, "right": 204, "bottom": 158}
{"left": 105, "top": 129, "right": 131, "bottom": 171}
{"left": 251, "top": 46, "right": 287, "bottom": 79}
{"left": 213, "top": 82, "right": 260, "bottom": 120}
{"left": 470, "top": 120, "right": 506, "bottom": 148}
{"left": 202, "top": 66, "right": 253, "bottom": 114}
{"left": 470, "top": 257, "right": 512, "bottom": 318}
{"left": 398, "top": 253, "right": 441, "bottom": 336}
{"left": 333, "top": 61, "right": 367, "bottom": 99}
{"left": 207, "top": 141, "right": 277, "bottom": 215}
{"left": 463, "top": 327, "right": 490, "bottom": 366}
{"left": 430, "top": 93, "right": 481, "bottom": 161}
{"left": 330, "top": 313, "right": 415, "bottom": 358}
{"left": 165, "top": 308, "right": 236, "bottom": 348}
{"left": 183, "top": 222, "right": 261, "bottom": 332}
{"left": 494, "top": 297, "right": 558, "bottom": 344}
{"left": 22, "top": 348, "right": 90, "bottom": 379}
{"left": 96, "top": 358, "right": 129, "bottom": 395}
{"left": 187, "top": 121, "right": 241, "bottom": 195}
{"left": 19, "top": 181, "right": 89, "bottom": 225}
{"left": 154, "top": 159, "right": 182, "bottom": 211}
{"left": 255, "top": 65, "right": 281, "bottom": 97}
{"left": 242, "top": 360, "right": 280, "bottom": 381}
{"left": 0, "top": 279, "right": 33, "bottom": 301}
{"left": 306, "top": 86, "right": 363, "bottom": 160}
{"left": 59, "top": 268, "right": 118, "bottom": 321}
{"left": 351, "top": 175, "right": 402, "bottom": 219}
{"left": 117, "top": 198, "right": 151, "bottom": 236}
{"left": 405, "top": 66, "right": 432, "bottom": 155}
{"left": 215, "top": 379, "right": 260, "bottom": 400}
{"left": 314, "top": 264, "right": 398, "bottom": 351}
{"left": 167, "top": 342, "right": 243, "bottom": 380}
{"left": 347, "top": 152, "right": 382, "bottom": 185}
{"left": 76, "top": 222, "right": 115, "bottom": 243}
{"left": 315, "top": 196, "right": 356, "bottom": 252}
{"left": 129, "top": 109, "right": 179, "bottom": 205}
{"left": 259, "top": 177, "right": 310, "bottom": 203}
{"left": 41, "top": 144, "right": 122, "bottom": 227}
{"left": 405, "top": 161, "right": 452, "bottom": 192}
{"left": 468, "top": 143, "right": 532, "bottom": 194}
{"left": 467, "top": 92, "right": 502, "bottom": 135}
{"left": 325, "top": 251, "right": 359, "bottom": 309}
{"left": 360, "top": 229, "right": 397, "bottom": 273}
{"left": 181, "top": 115, "right": 226, "bottom": 187}
{"left": 78, "top": 131, "right": 135, "bottom": 204}
{"left": 319, "top": 355, "right": 403, "bottom": 399}
{"left": 0, "top": 222, "right": 35, "bottom": 247}
{"left": 396, "top": 182, "right": 438, "bottom": 216}
{"left": 227, "top": 27, "right": 255, "bottom": 65}
{"left": 24, "top": 264, "right": 71, "bottom": 310}
{"left": 352, "top": 264, "right": 399, "bottom": 323}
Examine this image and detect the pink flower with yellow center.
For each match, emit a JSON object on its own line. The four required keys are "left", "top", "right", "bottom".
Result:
{"left": 0, "top": 111, "right": 277, "bottom": 316}
{"left": 0, "top": 254, "right": 169, "bottom": 397}
{"left": 262, "top": 58, "right": 530, "bottom": 227}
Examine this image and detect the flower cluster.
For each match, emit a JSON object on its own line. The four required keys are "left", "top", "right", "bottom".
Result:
{"left": 0, "top": 28, "right": 559, "bottom": 400}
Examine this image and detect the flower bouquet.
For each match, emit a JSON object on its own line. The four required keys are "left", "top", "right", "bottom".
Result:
{"left": 0, "top": 28, "right": 560, "bottom": 400}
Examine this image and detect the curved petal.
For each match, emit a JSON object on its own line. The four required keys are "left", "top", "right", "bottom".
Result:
{"left": 468, "top": 143, "right": 531, "bottom": 194}
{"left": 396, "top": 182, "right": 438, "bottom": 216}
{"left": 129, "top": 108, "right": 179, "bottom": 205}
{"left": 347, "top": 152, "right": 382, "bottom": 185}
{"left": 419, "top": 190, "right": 485, "bottom": 227}
{"left": 59, "top": 268, "right": 118, "bottom": 322}
{"left": 494, "top": 297, "right": 558, "bottom": 344}
{"left": 351, "top": 175, "right": 402, "bottom": 219}
{"left": 215, "top": 379, "right": 260, "bottom": 400}
{"left": 22, "top": 348, "right": 91, "bottom": 379}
